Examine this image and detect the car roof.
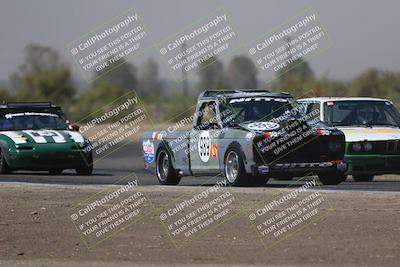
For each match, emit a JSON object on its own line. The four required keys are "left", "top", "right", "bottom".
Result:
{"left": 0, "top": 102, "right": 59, "bottom": 109}
{"left": 0, "top": 102, "right": 64, "bottom": 116}
{"left": 298, "top": 97, "right": 390, "bottom": 102}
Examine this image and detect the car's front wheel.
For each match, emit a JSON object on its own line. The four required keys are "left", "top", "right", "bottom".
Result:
{"left": 0, "top": 148, "right": 12, "bottom": 174}
{"left": 318, "top": 172, "right": 347, "bottom": 185}
{"left": 76, "top": 153, "right": 93, "bottom": 175}
{"left": 76, "top": 164, "right": 93, "bottom": 175}
{"left": 353, "top": 174, "right": 374, "bottom": 182}
{"left": 156, "top": 148, "right": 181, "bottom": 185}
{"left": 224, "top": 148, "right": 256, "bottom": 186}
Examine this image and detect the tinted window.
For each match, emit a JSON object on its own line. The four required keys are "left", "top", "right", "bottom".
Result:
{"left": 323, "top": 101, "right": 400, "bottom": 127}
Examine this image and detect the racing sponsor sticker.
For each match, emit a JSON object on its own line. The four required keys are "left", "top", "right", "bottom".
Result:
{"left": 211, "top": 144, "right": 218, "bottom": 158}
{"left": 247, "top": 122, "right": 280, "bottom": 131}
{"left": 198, "top": 131, "right": 211, "bottom": 162}
{"left": 152, "top": 132, "right": 159, "bottom": 140}
{"left": 142, "top": 139, "right": 155, "bottom": 163}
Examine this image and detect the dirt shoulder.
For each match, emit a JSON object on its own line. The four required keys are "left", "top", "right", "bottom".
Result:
{"left": 0, "top": 183, "right": 399, "bottom": 266}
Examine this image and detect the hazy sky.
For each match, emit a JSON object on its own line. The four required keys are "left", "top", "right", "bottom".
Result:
{"left": 0, "top": 0, "right": 399, "bottom": 83}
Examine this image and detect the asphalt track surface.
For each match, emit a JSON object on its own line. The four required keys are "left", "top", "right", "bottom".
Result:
{"left": 1, "top": 142, "right": 400, "bottom": 191}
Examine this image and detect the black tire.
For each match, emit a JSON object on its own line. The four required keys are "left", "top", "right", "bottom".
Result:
{"left": 224, "top": 148, "right": 252, "bottom": 186}
{"left": 0, "top": 148, "right": 12, "bottom": 174}
{"left": 76, "top": 164, "right": 93, "bottom": 175}
{"left": 353, "top": 174, "right": 374, "bottom": 182}
{"left": 318, "top": 172, "right": 347, "bottom": 185}
{"left": 156, "top": 148, "right": 181, "bottom": 185}
{"left": 49, "top": 169, "right": 63, "bottom": 175}
{"left": 76, "top": 153, "right": 93, "bottom": 175}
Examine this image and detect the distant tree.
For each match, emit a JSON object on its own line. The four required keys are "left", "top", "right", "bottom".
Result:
{"left": 350, "top": 68, "right": 383, "bottom": 97}
{"left": 138, "top": 58, "right": 161, "bottom": 96}
{"left": 277, "top": 57, "right": 314, "bottom": 83}
{"left": 71, "top": 83, "right": 128, "bottom": 122}
{"left": 11, "top": 44, "right": 75, "bottom": 106}
{"left": 197, "top": 56, "right": 224, "bottom": 92}
{"left": 381, "top": 71, "right": 400, "bottom": 95}
{"left": 93, "top": 57, "right": 137, "bottom": 91}
{"left": 226, "top": 56, "right": 258, "bottom": 89}
{"left": 0, "top": 87, "right": 13, "bottom": 103}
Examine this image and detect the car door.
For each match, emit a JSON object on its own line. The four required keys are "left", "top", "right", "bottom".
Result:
{"left": 189, "top": 101, "right": 222, "bottom": 175}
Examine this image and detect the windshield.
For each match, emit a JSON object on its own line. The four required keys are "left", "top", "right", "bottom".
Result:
{"left": 0, "top": 112, "right": 69, "bottom": 131}
{"left": 219, "top": 97, "right": 297, "bottom": 125}
{"left": 324, "top": 100, "right": 400, "bottom": 127}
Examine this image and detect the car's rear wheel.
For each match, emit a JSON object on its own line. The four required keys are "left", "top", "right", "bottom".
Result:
{"left": 156, "top": 148, "right": 181, "bottom": 185}
{"left": 318, "top": 172, "right": 347, "bottom": 185}
{"left": 0, "top": 148, "right": 12, "bottom": 174}
{"left": 224, "top": 148, "right": 254, "bottom": 186}
{"left": 353, "top": 174, "right": 374, "bottom": 182}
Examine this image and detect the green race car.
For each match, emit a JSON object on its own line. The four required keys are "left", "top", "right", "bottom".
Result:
{"left": 299, "top": 97, "right": 400, "bottom": 182}
{"left": 0, "top": 102, "right": 93, "bottom": 175}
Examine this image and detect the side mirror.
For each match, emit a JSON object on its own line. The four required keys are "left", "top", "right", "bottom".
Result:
{"left": 68, "top": 124, "right": 80, "bottom": 132}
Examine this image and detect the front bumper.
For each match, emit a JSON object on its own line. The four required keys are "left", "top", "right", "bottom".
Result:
{"left": 6, "top": 143, "right": 91, "bottom": 170}
{"left": 251, "top": 160, "right": 347, "bottom": 177}
{"left": 345, "top": 154, "right": 400, "bottom": 175}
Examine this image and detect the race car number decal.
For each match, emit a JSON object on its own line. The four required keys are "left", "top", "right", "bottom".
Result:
{"left": 198, "top": 131, "right": 211, "bottom": 162}
{"left": 247, "top": 122, "right": 280, "bottom": 131}
{"left": 23, "top": 130, "right": 66, "bottom": 143}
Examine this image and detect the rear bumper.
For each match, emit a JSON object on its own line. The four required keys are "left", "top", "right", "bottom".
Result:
{"left": 345, "top": 154, "right": 400, "bottom": 175}
{"left": 251, "top": 160, "right": 347, "bottom": 177}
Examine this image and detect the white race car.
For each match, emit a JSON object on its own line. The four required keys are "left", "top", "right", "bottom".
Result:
{"left": 298, "top": 97, "right": 400, "bottom": 182}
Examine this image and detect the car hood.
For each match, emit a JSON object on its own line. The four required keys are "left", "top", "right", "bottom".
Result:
{"left": 0, "top": 130, "right": 86, "bottom": 144}
{"left": 337, "top": 127, "right": 400, "bottom": 142}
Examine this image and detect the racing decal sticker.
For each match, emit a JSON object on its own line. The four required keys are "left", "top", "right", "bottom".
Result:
{"left": 23, "top": 130, "right": 66, "bottom": 143}
{"left": 67, "top": 131, "right": 85, "bottom": 143}
{"left": 247, "top": 122, "right": 280, "bottom": 131}
{"left": 198, "top": 131, "right": 211, "bottom": 162}
{"left": 0, "top": 131, "right": 27, "bottom": 144}
{"left": 211, "top": 143, "right": 218, "bottom": 158}
{"left": 143, "top": 139, "right": 155, "bottom": 163}
{"left": 229, "top": 97, "right": 288, "bottom": 103}
{"left": 152, "top": 131, "right": 164, "bottom": 140}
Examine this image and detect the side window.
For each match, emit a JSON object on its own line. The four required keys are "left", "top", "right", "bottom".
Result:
{"left": 298, "top": 101, "right": 320, "bottom": 120}
{"left": 196, "top": 102, "right": 219, "bottom": 129}
{"left": 296, "top": 101, "right": 308, "bottom": 114}
{"left": 306, "top": 103, "right": 320, "bottom": 115}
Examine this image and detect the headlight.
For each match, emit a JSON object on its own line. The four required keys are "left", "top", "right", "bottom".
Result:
{"left": 364, "top": 142, "right": 373, "bottom": 151}
{"left": 329, "top": 141, "right": 341, "bottom": 152}
{"left": 352, "top": 143, "right": 362, "bottom": 152}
